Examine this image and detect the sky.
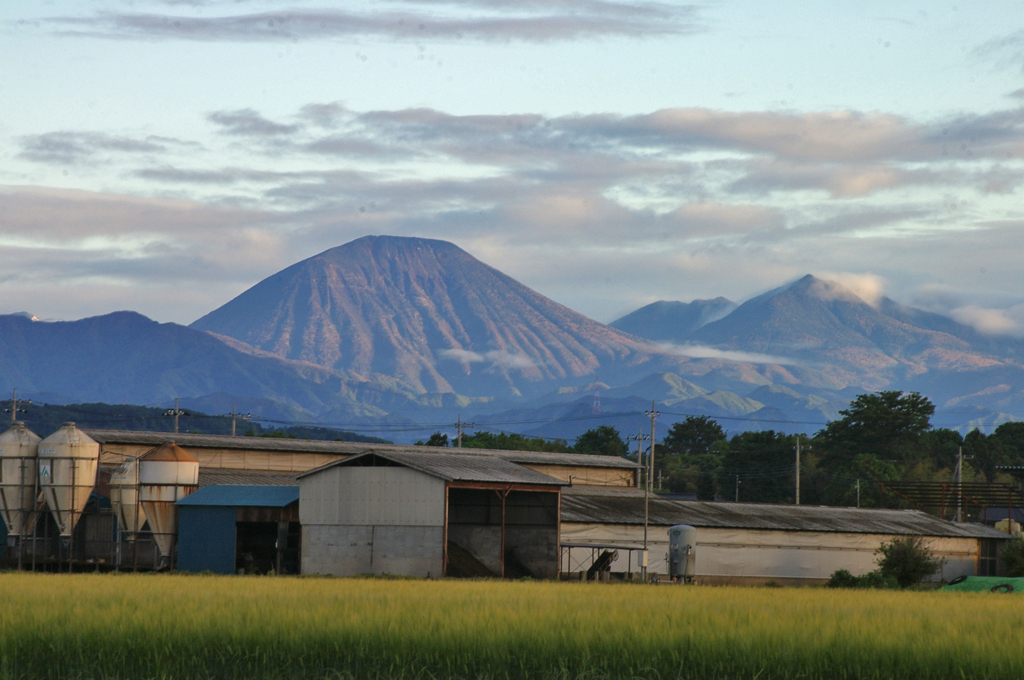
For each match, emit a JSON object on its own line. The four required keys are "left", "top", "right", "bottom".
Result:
{"left": 2, "top": 0, "right": 1024, "bottom": 334}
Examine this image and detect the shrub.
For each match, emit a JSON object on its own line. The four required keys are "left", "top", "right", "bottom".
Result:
{"left": 826, "top": 569, "right": 896, "bottom": 589}
{"left": 1001, "top": 536, "right": 1024, "bottom": 577}
{"left": 856, "top": 571, "right": 898, "bottom": 589}
{"left": 876, "top": 536, "right": 940, "bottom": 588}
{"left": 826, "top": 569, "right": 858, "bottom": 588}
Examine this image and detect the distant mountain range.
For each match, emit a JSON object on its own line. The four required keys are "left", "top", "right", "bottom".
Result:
{"left": 3, "top": 236, "right": 1022, "bottom": 441}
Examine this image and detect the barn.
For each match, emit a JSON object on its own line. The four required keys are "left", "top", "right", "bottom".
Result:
{"left": 298, "top": 450, "right": 565, "bottom": 578}
{"left": 176, "top": 485, "right": 300, "bottom": 575}
{"left": 560, "top": 486, "right": 1009, "bottom": 584}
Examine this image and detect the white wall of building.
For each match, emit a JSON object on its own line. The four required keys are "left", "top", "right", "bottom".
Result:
{"left": 300, "top": 466, "right": 446, "bottom": 577}
{"left": 562, "top": 522, "right": 980, "bottom": 583}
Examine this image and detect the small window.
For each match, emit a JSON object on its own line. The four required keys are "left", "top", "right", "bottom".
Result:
{"left": 979, "top": 540, "right": 999, "bottom": 577}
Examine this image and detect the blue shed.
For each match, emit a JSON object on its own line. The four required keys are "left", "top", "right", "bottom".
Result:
{"left": 176, "top": 485, "right": 300, "bottom": 575}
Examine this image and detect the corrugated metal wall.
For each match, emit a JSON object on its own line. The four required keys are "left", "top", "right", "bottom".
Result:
{"left": 178, "top": 506, "right": 237, "bottom": 574}
{"left": 300, "top": 467, "right": 444, "bottom": 526}
{"left": 300, "top": 466, "right": 446, "bottom": 576}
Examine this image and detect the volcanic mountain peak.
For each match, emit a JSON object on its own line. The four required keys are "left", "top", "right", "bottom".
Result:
{"left": 609, "top": 297, "right": 736, "bottom": 342}
{"left": 191, "top": 235, "right": 665, "bottom": 397}
{"left": 687, "top": 273, "right": 1014, "bottom": 388}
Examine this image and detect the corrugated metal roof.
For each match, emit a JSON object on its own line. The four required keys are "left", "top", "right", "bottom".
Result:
{"left": 299, "top": 451, "right": 564, "bottom": 486}
{"left": 198, "top": 469, "right": 299, "bottom": 487}
{"left": 85, "top": 429, "right": 636, "bottom": 469}
{"left": 560, "top": 494, "right": 1010, "bottom": 539}
{"left": 140, "top": 441, "right": 198, "bottom": 463}
{"left": 491, "top": 450, "right": 639, "bottom": 469}
{"left": 176, "top": 485, "right": 299, "bottom": 507}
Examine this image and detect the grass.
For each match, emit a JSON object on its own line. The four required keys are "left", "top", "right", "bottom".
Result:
{"left": 0, "top": 572, "right": 1021, "bottom": 679}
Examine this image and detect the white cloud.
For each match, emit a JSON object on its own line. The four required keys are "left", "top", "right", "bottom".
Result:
{"left": 949, "top": 305, "right": 1024, "bottom": 336}
{"left": 39, "top": 3, "right": 703, "bottom": 43}
{"left": 653, "top": 342, "right": 799, "bottom": 366}
{"left": 810, "top": 273, "right": 886, "bottom": 308}
{"left": 437, "top": 348, "right": 536, "bottom": 368}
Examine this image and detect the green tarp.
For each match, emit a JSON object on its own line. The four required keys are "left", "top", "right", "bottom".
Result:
{"left": 941, "top": 576, "right": 1024, "bottom": 593}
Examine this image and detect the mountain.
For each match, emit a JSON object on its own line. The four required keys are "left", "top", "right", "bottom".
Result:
{"left": 0, "top": 311, "right": 399, "bottom": 420}
{"left": 686, "top": 275, "right": 1024, "bottom": 417}
{"left": 609, "top": 297, "right": 736, "bottom": 342}
{"left": 191, "top": 236, "right": 682, "bottom": 398}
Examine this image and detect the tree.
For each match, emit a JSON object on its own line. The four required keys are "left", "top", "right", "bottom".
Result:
{"left": 819, "top": 391, "right": 934, "bottom": 460}
{"left": 816, "top": 391, "right": 936, "bottom": 505}
{"left": 416, "top": 432, "right": 449, "bottom": 447}
{"left": 661, "top": 416, "right": 726, "bottom": 498}
{"left": 1001, "top": 536, "right": 1024, "bottom": 577}
{"left": 876, "top": 536, "right": 940, "bottom": 588}
{"left": 460, "top": 431, "right": 571, "bottom": 453}
{"left": 662, "top": 416, "right": 726, "bottom": 456}
{"left": 573, "top": 426, "right": 628, "bottom": 456}
{"left": 718, "top": 430, "right": 797, "bottom": 504}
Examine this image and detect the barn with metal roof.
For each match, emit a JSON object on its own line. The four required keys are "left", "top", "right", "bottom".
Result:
{"left": 298, "top": 451, "right": 565, "bottom": 579}
{"left": 560, "top": 486, "right": 1010, "bottom": 584}
{"left": 85, "top": 429, "right": 638, "bottom": 486}
{"left": 176, "top": 485, "right": 300, "bottom": 575}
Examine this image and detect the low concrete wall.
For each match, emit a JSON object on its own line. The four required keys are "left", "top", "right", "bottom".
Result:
{"left": 302, "top": 524, "right": 443, "bottom": 577}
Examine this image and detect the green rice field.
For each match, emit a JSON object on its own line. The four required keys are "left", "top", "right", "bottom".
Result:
{"left": 0, "top": 573, "right": 1021, "bottom": 680}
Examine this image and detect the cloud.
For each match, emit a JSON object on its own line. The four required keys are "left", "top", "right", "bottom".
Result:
{"left": 949, "top": 305, "right": 1024, "bottom": 337}
{"left": 18, "top": 132, "right": 181, "bottom": 164}
{"left": 8, "top": 100, "right": 1024, "bottom": 326}
{"left": 728, "top": 160, "right": 948, "bottom": 198}
{"left": 437, "top": 348, "right": 535, "bottom": 368}
{"left": 653, "top": 342, "right": 798, "bottom": 366}
{"left": 207, "top": 109, "right": 299, "bottom": 137}
{"left": 809, "top": 273, "right": 886, "bottom": 307}
{"left": 667, "top": 201, "right": 784, "bottom": 236}
{"left": 40, "top": 3, "right": 702, "bottom": 43}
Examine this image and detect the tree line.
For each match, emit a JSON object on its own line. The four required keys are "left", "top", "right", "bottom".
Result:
{"left": 425, "top": 391, "right": 1024, "bottom": 508}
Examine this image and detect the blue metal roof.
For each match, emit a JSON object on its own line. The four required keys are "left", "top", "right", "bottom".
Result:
{"left": 176, "top": 485, "right": 299, "bottom": 508}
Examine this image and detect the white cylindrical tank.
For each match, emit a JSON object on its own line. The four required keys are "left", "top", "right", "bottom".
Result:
{"left": 668, "top": 524, "right": 697, "bottom": 582}
{"left": 109, "top": 458, "right": 147, "bottom": 539}
{"left": 138, "top": 441, "right": 198, "bottom": 562}
{"left": 38, "top": 423, "right": 100, "bottom": 537}
{"left": 0, "top": 422, "right": 42, "bottom": 540}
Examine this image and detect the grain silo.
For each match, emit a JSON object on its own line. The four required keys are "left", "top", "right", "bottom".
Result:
{"left": 0, "top": 422, "right": 42, "bottom": 566}
{"left": 37, "top": 423, "right": 100, "bottom": 538}
{"left": 138, "top": 442, "right": 198, "bottom": 567}
{"left": 110, "top": 458, "right": 146, "bottom": 539}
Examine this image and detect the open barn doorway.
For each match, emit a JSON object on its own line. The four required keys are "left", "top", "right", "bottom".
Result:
{"left": 445, "top": 486, "right": 559, "bottom": 579}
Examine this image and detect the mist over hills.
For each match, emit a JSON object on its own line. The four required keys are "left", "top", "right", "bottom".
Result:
{"left": 3, "top": 236, "right": 1022, "bottom": 441}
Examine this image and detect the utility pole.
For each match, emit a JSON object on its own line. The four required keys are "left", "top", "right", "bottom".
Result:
{"left": 630, "top": 427, "right": 650, "bottom": 578}
{"left": 229, "top": 404, "right": 251, "bottom": 437}
{"left": 5, "top": 388, "right": 30, "bottom": 424}
{"left": 456, "top": 415, "right": 475, "bottom": 448}
{"left": 735, "top": 475, "right": 741, "bottom": 502}
{"left": 645, "top": 401, "right": 659, "bottom": 492}
{"left": 956, "top": 446, "right": 963, "bottom": 522}
{"left": 630, "top": 428, "right": 650, "bottom": 488}
{"left": 794, "top": 436, "right": 809, "bottom": 505}
{"left": 163, "top": 398, "right": 188, "bottom": 434}
{"left": 856, "top": 479, "right": 860, "bottom": 508}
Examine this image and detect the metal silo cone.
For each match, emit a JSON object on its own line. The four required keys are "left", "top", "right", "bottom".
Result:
{"left": 0, "top": 422, "right": 42, "bottom": 564}
{"left": 110, "top": 458, "right": 147, "bottom": 539}
{"left": 138, "top": 441, "right": 198, "bottom": 568}
{"left": 37, "top": 423, "right": 100, "bottom": 538}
